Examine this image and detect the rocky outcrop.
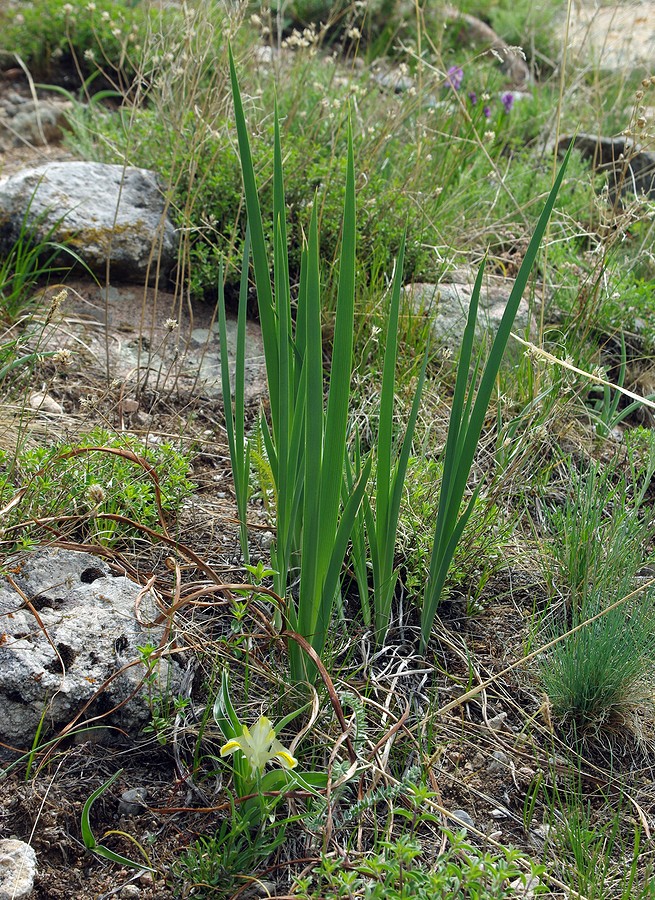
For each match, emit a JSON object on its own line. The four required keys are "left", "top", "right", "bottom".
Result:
{"left": 0, "top": 161, "right": 177, "bottom": 283}
{"left": 0, "top": 840, "right": 37, "bottom": 900}
{"left": 558, "top": 133, "right": 655, "bottom": 200}
{"left": 0, "top": 91, "right": 71, "bottom": 150}
{"left": 404, "top": 266, "right": 536, "bottom": 346}
{"left": 0, "top": 549, "right": 184, "bottom": 755}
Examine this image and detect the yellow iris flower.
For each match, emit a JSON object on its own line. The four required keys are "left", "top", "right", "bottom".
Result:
{"left": 220, "top": 716, "right": 298, "bottom": 773}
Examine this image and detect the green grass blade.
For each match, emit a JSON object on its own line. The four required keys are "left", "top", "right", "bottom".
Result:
{"left": 297, "top": 203, "right": 324, "bottom": 651}
{"left": 421, "top": 145, "right": 572, "bottom": 650}
{"left": 235, "top": 228, "right": 250, "bottom": 482}
{"left": 387, "top": 342, "right": 429, "bottom": 554}
{"left": 81, "top": 771, "right": 124, "bottom": 849}
{"left": 218, "top": 230, "right": 251, "bottom": 565}
{"left": 313, "top": 456, "right": 373, "bottom": 663}
{"left": 376, "top": 233, "right": 405, "bottom": 550}
{"left": 317, "top": 123, "right": 356, "bottom": 579}
{"left": 427, "top": 263, "right": 485, "bottom": 599}
{"left": 212, "top": 668, "right": 241, "bottom": 738}
{"left": 81, "top": 770, "right": 156, "bottom": 872}
{"left": 346, "top": 432, "right": 372, "bottom": 627}
{"left": 275, "top": 216, "right": 292, "bottom": 574}
{"left": 229, "top": 46, "right": 279, "bottom": 434}
{"left": 91, "top": 843, "right": 154, "bottom": 872}
{"left": 375, "top": 341, "right": 430, "bottom": 638}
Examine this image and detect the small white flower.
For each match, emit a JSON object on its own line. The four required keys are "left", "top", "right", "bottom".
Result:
{"left": 220, "top": 716, "right": 297, "bottom": 772}
{"left": 62, "top": 3, "right": 74, "bottom": 14}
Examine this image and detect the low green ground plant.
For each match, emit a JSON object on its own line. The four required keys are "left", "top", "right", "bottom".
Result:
{"left": 399, "top": 456, "right": 510, "bottom": 606}
{"left": 54, "top": 4, "right": 588, "bottom": 302}
{"left": 172, "top": 813, "right": 286, "bottom": 900}
{"left": 294, "top": 831, "right": 545, "bottom": 899}
{"left": 0, "top": 427, "right": 194, "bottom": 550}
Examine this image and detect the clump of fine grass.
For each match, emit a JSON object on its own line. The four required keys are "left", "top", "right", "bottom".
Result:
{"left": 539, "top": 447, "right": 655, "bottom": 742}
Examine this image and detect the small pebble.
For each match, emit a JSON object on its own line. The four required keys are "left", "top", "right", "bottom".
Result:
{"left": 487, "top": 749, "right": 510, "bottom": 774}
{"left": 29, "top": 391, "right": 64, "bottom": 414}
{"left": 260, "top": 531, "right": 274, "bottom": 549}
{"left": 119, "top": 885, "right": 141, "bottom": 898}
{"left": 118, "top": 787, "right": 148, "bottom": 816}
{"left": 450, "top": 808, "right": 475, "bottom": 832}
{"left": 490, "top": 806, "right": 510, "bottom": 818}
{"left": 486, "top": 711, "right": 508, "bottom": 731}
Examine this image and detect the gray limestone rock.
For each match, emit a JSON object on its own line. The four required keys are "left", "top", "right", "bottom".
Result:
{"left": 558, "top": 133, "right": 655, "bottom": 200}
{"left": 0, "top": 839, "right": 37, "bottom": 900}
{"left": 0, "top": 100, "right": 71, "bottom": 149}
{"left": 404, "top": 267, "right": 536, "bottom": 347}
{"left": 0, "top": 549, "right": 183, "bottom": 755}
{"left": 0, "top": 162, "right": 177, "bottom": 283}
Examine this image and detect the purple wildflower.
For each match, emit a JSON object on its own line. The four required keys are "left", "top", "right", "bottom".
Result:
{"left": 468, "top": 91, "right": 477, "bottom": 105}
{"left": 446, "top": 65, "right": 464, "bottom": 90}
{"left": 501, "top": 92, "right": 514, "bottom": 113}
{"left": 483, "top": 105, "right": 491, "bottom": 118}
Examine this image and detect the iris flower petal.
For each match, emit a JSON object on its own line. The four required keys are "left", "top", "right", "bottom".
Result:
{"left": 219, "top": 716, "right": 297, "bottom": 772}
{"left": 220, "top": 738, "right": 244, "bottom": 757}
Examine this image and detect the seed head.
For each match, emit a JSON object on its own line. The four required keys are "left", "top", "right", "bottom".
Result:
{"left": 52, "top": 348, "right": 73, "bottom": 370}
{"left": 88, "top": 483, "right": 106, "bottom": 505}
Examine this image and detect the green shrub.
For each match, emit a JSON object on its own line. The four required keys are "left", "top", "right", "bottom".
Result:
{"left": 0, "top": 427, "right": 195, "bottom": 550}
